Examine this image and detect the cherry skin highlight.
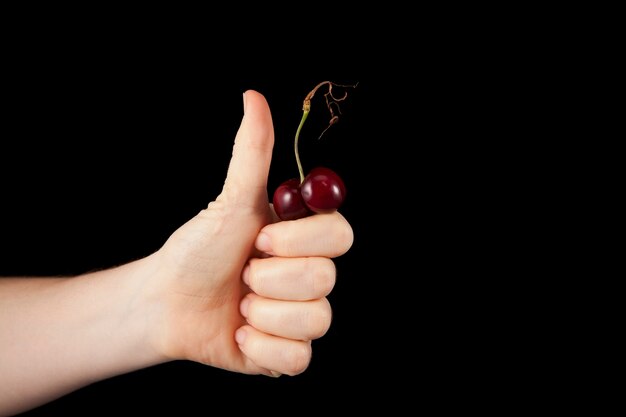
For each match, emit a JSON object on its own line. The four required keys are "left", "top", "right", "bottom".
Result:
{"left": 300, "top": 167, "right": 346, "bottom": 213}
{"left": 273, "top": 178, "right": 311, "bottom": 221}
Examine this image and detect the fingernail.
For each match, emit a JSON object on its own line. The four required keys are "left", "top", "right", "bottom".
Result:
{"left": 255, "top": 232, "right": 272, "bottom": 254}
{"left": 240, "top": 296, "right": 251, "bottom": 318}
{"left": 242, "top": 92, "right": 247, "bottom": 115}
{"left": 270, "top": 371, "right": 282, "bottom": 378}
{"left": 242, "top": 264, "right": 251, "bottom": 286}
{"left": 235, "top": 328, "right": 247, "bottom": 345}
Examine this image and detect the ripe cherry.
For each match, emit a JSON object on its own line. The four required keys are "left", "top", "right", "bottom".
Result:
{"left": 273, "top": 178, "right": 311, "bottom": 221}
{"left": 301, "top": 167, "right": 346, "bottom": 213}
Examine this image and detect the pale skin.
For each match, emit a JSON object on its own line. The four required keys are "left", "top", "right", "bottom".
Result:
{"left": 0, "top": 91, "right": 353, "bottom": 416}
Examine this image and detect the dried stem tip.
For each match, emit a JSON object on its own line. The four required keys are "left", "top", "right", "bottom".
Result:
{"left": 302, "top": 81, "right": 358, "bottom": 139}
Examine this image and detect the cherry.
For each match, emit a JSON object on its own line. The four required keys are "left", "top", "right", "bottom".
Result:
{"left": 273, "top": 178, "right": 311, "bottom": 221}
{"left": 301, "top": 167, "right": 346, "bottom": 213}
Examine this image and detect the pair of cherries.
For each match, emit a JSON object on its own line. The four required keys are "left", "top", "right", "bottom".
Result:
{"left": 272, "top": 81, "right": 355, "bottom": 221}
{"left": 273, "top": 167, "right": 345, "bottom": 221}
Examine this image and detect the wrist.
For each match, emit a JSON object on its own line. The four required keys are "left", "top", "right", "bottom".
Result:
{"left": 66, "top": 253, "right": 171, "bottom": 381}
{"left": 116, "top": 253, "right": 172, "bottom": 365}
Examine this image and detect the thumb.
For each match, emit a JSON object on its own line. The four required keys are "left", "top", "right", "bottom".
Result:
{"left": 222, "top": 90, "right": 274, "bottom": 203}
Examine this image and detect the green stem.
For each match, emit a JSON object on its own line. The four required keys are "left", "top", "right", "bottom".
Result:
{"left": 294, "top": 109, "right": 309, "bottom": 184}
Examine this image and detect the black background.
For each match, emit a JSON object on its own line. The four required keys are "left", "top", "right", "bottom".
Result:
{"left": 2, "top": 73, "right": 419, "bottom": 414}
{"left": 0, "top": 14, "right": 549, "bottom": 415}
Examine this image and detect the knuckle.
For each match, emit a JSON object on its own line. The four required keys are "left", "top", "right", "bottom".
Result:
{"left": 308, "top": 258, "right": 336, "bottom": 297}
{"left": 331, "top": 217, "right": 354, "bottom": 255}
{"left": 218, "top": 187, "right": 267, "bottom": 217}
{"left": 284, "top": 343, "right": 312, "bottom": 376}
{"left": 307, "top": 298, "right": 332, "bottom": 339}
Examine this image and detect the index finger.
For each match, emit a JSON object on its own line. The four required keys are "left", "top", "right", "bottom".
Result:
{"left": 254, "top": 212, "right": 353, "bottom": 258}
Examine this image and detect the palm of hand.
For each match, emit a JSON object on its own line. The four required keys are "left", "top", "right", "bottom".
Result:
{"left": 155, "top": 193, "right": 273, "bottom": 374}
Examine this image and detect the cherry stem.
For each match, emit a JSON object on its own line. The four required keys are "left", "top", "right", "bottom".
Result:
{"left": 294, "top": 109, "right": 309, "bottom": 184}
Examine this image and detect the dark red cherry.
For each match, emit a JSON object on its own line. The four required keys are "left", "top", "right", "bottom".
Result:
{"left": 300, "top": 167, "right": 346, "bottom": 213}
{"left": 272, "top": 178, "right": 311, "bottom": 221}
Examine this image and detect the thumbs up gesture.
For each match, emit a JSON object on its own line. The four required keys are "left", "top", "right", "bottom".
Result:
{"left": 149, "top": 91, "right": 354, "bottom": 377}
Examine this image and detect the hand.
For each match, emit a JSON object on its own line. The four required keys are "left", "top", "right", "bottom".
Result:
{"left": 143, "top": 91, "right": 353, "bottom": 376}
